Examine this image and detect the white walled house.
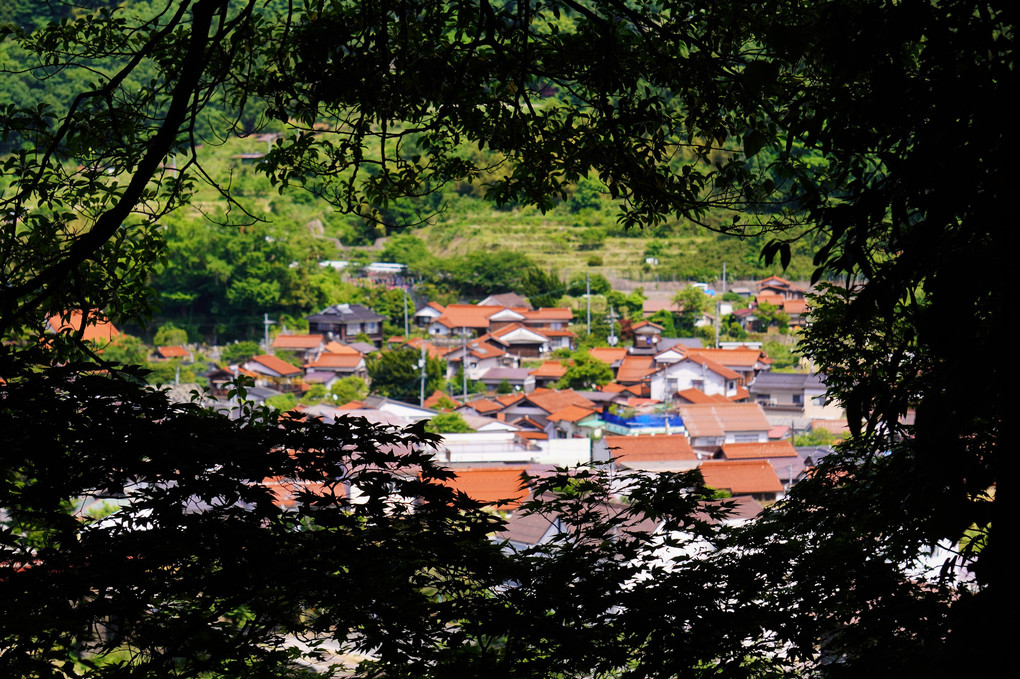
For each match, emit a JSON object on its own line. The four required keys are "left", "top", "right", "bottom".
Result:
{"left": 648, "top": 355, "right": 740, "bottom": 401}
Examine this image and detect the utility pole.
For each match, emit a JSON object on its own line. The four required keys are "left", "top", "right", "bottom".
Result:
{"left": 418, "top": 343, "right": 427, "bottom": 406}
{"left": 461, "top": 328, "right": 468, "bottom": 398}
{"left": 606, "top": 306, "right": 619, "bottom": 346}
{"left": 586, "top": 272, "right": 591, "bottom": 335}
{"left": 715, "top": 262, "right": 726, "bottom": 349}
{"left": 403, "top": 287, "right": 409, "bottom": 336}
{"left": 263, "top": 313, "right": 274, "bottom": 354}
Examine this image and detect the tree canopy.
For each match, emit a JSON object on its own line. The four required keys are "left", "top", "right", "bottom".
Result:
{"left": 1, "top": 0, "right": 1012, "bottom": 675}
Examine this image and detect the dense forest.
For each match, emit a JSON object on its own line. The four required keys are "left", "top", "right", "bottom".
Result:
{"left": 2, "top": 1, "right": 818, "bottom": 341}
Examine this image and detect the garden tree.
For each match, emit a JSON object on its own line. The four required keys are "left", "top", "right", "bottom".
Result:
{"left": 0, "top": 0, "right": 1011, "bottom": 675}
{"left": 0, "top": 355, "right": 511, "bottom": 677}
{"left": 425, "top": 411, "right": 474, "bottom": 434}
{"left": 672, "top": 286, "right": 711, "bottom": 335}
{"left": 152, "top": 321, "right": 188, "bottom": 347}
{"left": 556, "top": 351, "right": 614, "bottom": 390}
{"left": 566, "top": 271, "right": 611, "bottom": 297}
{"left": 366, "top": 345, "right": 445, "bottom": 403}
{"left": 753, "top": 300, "right": 790, "bottom": 333}
{"left": 330, "top": 375, "right": 369, "bottom": 404}
{"left": 220, "top": 340, "right": 260, "bottom": 365}
{"left": 439, "top": 250, "right": 562, "bottom": 304}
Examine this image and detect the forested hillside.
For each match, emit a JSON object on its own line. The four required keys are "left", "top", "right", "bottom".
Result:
{"left": 3, "top": 1, "right": 815, "bottom": 342}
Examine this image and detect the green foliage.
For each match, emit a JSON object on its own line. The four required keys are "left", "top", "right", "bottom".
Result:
{"left": 264, "top": 392, "right": 298, "bottom": 412}
{"left": 437, "top": 250, "right": 561, "bottom": 303}
{"left": 673, "top": 287, "right": 710, "bottom": 335}
{"left": 152, "top": 322, "right": 188, "bottom": 347}
{"left": 1, "top": 355, "right": 505, "bottom": 677}
{"left": 793, "top": 427, "right": 839, "bottom": 447}
{"left": 99, "top": 334, "right": 148, "bottom": 366}
{"left": 556, "top": 352, "right": 614, "bottom": 390}
{"left": 568, "top": 177, "right": 606, "bottom": 212}
{"left": 221, "top": 341, "right": 260, "bottom": 365}
{"left": 367, "top": 346, "right": 444, "bottom": 403}
{"left": 330, "top": 375, "right": 369, "bottom": 404}
{"left": 426, "top": 411, "right": 474, "bottom": 434}
{"left": 754, "top": 301, "right": 790, "bottom": 334}
{"left": 720, "top": 313, "right": 748, "bottom": 341}
{"left": 567, "top": 272, "right": 611, "bottom": 297}
{"left": 762, "top": 339, "right": 799, "bottom": 371}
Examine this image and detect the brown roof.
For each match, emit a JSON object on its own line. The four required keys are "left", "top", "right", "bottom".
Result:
{"left": 718, "top": 440, "right": 798, "bottom": 460}
{"left": 698, "top": 460, "right": 784, "bottom": 495}
{"left": 678, "top": 403, "right": 771, "bottom": 438}
{"left": 604, "top": 434, "right": 697, "bottom": 462}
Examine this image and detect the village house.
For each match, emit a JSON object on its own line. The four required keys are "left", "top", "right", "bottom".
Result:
{"left": 306, "top": 304, "right": 385, "bottom": 346}
{"left": 676, "top": 403, "right": 772, "bottom": 452}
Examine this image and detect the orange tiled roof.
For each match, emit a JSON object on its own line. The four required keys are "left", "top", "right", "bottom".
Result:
{"left": 677, "top": 403, "right": 771, "bottom": 438}
{"left": 46, "top": 310, "right": 120, "bottom": 343}
{"left": 272, "top": 334, "right": 325, "bottom": 350}
{"left": 404, "top": 337, "right": 448, "bottom": 359}
{"left": 306, "top": 353, "right": 363, "bottom": 369}
{"left": 496, "top": 392, "right": 526, "bottom": 407}
{"left": 675, "top": 388, "right": 723, "bottom": 404}
{"left": 466, "top": 398, "right": 505, "bottom": 414}
{"left": 530, "top": 361, "right": 568, "bottom": 378}
{"left": 616, "top": 355, "right": 656, "bottom": 384}
{"left": 546, "top": 404, "right": 597, "bottom": 423}
{"left": 755, "top": 293, "right": 786, "bottom": 307}
{"left": 424, "top": 390, "right": 461, "bottom": 410}
{"left": 757, "top": 275, "right": 804, "bottom": 293}
{"left": 687, "top": 347, "right": 770, "bottom": 369}
{"left": 783, "top": 298, "right": 810, "bottom": 315}
{"left": 435, "top": 304, "right": 503, "bottom": 329}
{"left": 588, "top": 347, "right": 628, "bottom": 364}
{"left": 523, "top": 307, "right": 574, "bottom": 322}
{"left": 443, "top": 467, "right": 529, "bottom": 509}
{"left": 604, "top": 434, "right": 696, "bottom": 462}
{"left": 323, "top": 341, "right": 362, "bottom": 355}
{"left": 523, "top": 388, "right": 597, "bottom": 415}
{"left": 250, "top": 354, "right": 302, "bottom": 376}
{"left": 678, "top": 353, "right": 741, "bottom": 380}
{"left": 719, "top": 440, "right": 798, "bottom": 459}
{"left": 156, "top": 346, "right": 189, "bottom": 359}
{"left": 698, "top": 460, "right": 784, "bottom": 494}
{"left": 516, "top": 431, "right": 549, "bottom": 441}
